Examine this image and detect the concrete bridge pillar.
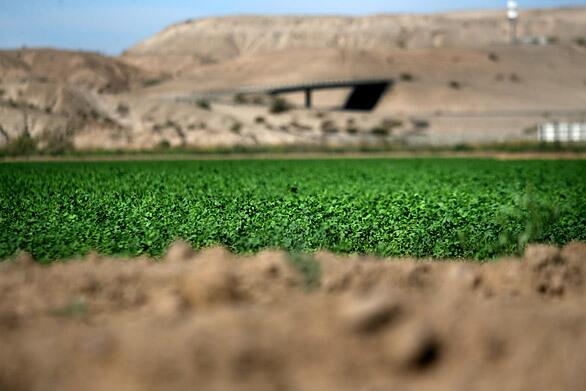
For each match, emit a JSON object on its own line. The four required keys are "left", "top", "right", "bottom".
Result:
{"left": 304, "top": 88, "right": 312, "bottom": 109}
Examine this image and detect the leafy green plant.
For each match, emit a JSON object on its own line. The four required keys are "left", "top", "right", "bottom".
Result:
{"left": 288, "top": 253, "right": 321, "bottom": 291}
{"left": 494, "top": 188, "right": 560, "bottom": 255}
{"left": 0, "top": 159, "right": 584, "bottom": 262}
{"left": 53, "top": 298, "right": 88, "bottom": 317}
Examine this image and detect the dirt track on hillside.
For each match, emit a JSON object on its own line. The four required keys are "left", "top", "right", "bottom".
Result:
{"left": 1, "top": 242, "right": 585, "bottom": 391}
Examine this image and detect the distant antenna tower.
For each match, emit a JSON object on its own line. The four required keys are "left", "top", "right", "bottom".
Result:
{"left": 507, "top": 1, "right": 519, "bottom": 44}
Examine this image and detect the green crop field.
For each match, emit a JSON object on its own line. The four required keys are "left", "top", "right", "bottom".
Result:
{"left": 1, "top": 159, "right": 585, "bottom": 262}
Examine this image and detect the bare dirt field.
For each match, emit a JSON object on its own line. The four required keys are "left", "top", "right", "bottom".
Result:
{"left": 1, "top": 242, "right": 585, "bottom": 390}
{"left": 2, "top": 150, "right": 586, "bottom": 162}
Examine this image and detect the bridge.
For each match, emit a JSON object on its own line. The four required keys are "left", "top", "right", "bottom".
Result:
{"left": 237, "top": 79, "right": 393, "bottom": 111}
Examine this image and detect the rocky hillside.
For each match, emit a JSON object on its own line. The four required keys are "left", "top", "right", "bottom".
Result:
{"left": 123, "top": 8, "right": 586, "bottom": 75}
{"left": 0, "top": 49, "right": 164, "bottom": 150}
{"left": 2, "top": 8, "right": 586, "bottom": 152}
{"left": 0, "top": 49, "right": 159, "bottom": 93}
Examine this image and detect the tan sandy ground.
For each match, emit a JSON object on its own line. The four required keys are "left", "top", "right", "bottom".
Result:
{"left": 1, "top": 242, "right": 585, "bottom": 391}
{"left": 2, "top": 150, "right": 586, "bottom": 162}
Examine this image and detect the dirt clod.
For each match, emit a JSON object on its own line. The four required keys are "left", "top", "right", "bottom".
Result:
{"left": 341, "top": 291, "right": 402, "bottom": 334}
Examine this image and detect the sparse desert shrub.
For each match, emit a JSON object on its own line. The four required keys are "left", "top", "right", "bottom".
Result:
{"left": 449, "top": 81, "right": 462, "bottom": 90}
{"left": 488, "top": 52, "right": 499, "bottom": 62}
{"left": 363, "top": 119, "right": 401, "bottom": 137}
{"left": 157, "top": 139, "right": 171, "bottom": 149}
{"left": 345, "top": 118, "right": 359, "bottom": 134}
{"left": 230, "top": 122, "right": 242, "bottom": 134}
{"left": 411, "top": 119, "right": 430, "bottom": 129}
{"left": 5, "top": 132, "right": 37, "bottom": 155}
{"left": 269, "top": 97, "right": 291, "bottom": 114}
{"left": 399, "top": 73, "right": 415, "bottom": 81}
{"left": 321, "top": 120, "right": 338, "bottom": 134}
{"left": 233, "top": 93, "right": 267, "bottom": 105}
{"left": 370, "top": 127, "right": 389, "bottom": 136}
{"left": 509, "top": 73, "right": 521, "bottom": 83}
{"left": 116, "top": 103, "right": 130, "bottom": 117}
{"left": 197, "top": 100, "right": 211, "bottom": 110}
{"left": 142, "top": 79, "right": 162, "bottom": 88}
{"left": 255, "top": 116, "right": 266, "bottom": 124}
{"left": 251, "top": 95, "right": 265, "bottom": 105}
{"left": 43, "top": 132, "right": 74, "bottom": 155}
{"left": 290, "top": 121, "right": 312, "bottom": 131}
{"left": 575, "top": 37, "right": 586, "bottom": 47}
{"left": 102, "top": 117, "right": 116, "bottom": 126}
{"left": 234, "top": 93, "right": 247, "bottom": 104}
{"left": 453, "top": 143, "right": 473, "bottom": 151}
{"left": 382, "top": 118, "right": 403, "bottom": 130}
{"left": 89, "top": 110, "right": 101, "bottom": 120}
{"left": 0, "top": 88, "right": 5, "bottom": 97}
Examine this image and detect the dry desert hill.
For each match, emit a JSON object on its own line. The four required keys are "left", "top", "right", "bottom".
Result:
{"left": 1, "top": 7, "right": 586, "bottom": 152}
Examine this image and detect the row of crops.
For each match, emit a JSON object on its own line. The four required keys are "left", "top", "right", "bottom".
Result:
{"left": 1, "top": 158, "right": 584, "bottom": 262}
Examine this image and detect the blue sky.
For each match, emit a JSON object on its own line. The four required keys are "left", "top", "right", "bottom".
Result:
{"left": 1, "top": 0, "right": 584, "bottom": 55}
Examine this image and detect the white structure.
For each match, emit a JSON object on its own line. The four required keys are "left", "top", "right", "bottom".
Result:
{"left": 507, "top": 1, "right": 519, "bottom": 44}
{"left": 538, "top": 122, "right": 586, "bottom": 142}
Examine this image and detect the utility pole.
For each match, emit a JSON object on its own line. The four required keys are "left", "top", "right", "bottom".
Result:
{"left": 507, "top": 1, "right": 519, "bottom": 45}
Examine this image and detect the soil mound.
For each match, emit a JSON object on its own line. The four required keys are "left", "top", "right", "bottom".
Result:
{"left": 1, "top": 242, "right": 585, "bottom": 390}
